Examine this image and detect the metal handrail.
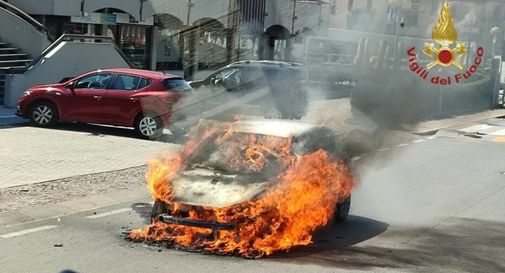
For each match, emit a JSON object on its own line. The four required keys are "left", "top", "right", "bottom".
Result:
{"left": 0, "top": 0, "right": 48, "bottom": 35}
{"left": 27, "top": 34, "right": 136, "bottom": 71}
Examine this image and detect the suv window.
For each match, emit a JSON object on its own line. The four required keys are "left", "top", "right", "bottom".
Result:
{"left": 241, "top": 67, "right": 265, "bottom": 84}
{"left": 112, "top": 74, "right": 149, "bottom": 91}
{"left": 163, "top": 78, "right": 192, "bottom": 92}
{"left": 215, "top": 68, "right": 241, "bottom": 84}
{"left": 75, "top": 73, "right": 113, "bottom": 89}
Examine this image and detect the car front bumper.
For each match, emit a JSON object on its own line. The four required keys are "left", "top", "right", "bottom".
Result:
{"left": 157, "top": 214, "right": 236, "bottom": 231}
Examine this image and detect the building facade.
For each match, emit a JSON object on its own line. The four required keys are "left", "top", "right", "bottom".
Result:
{"left": 331, "top": 0, "right": 505, "bottom": 42}
{"left": 7, "top": 0, "right": 331, "bottom": 74}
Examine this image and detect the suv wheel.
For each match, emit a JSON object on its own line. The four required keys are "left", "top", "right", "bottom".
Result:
{"left": 151, "top": 201, "right": 169, "bottom": 223}
{"left": 30, "top": 101, "right": 58, "bottom": 127}
{"left": 135, "top": 114, "right": 163, "bottom": 139}
{"left": 334, "top": 196, "right": 351, "bottom": 223}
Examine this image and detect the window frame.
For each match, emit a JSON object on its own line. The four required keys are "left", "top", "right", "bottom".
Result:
{"left": 74, "top": 73, "right": 114, "bottom": 90}
{"left": 109, "top": 74, "right": 151, "bottom": 91}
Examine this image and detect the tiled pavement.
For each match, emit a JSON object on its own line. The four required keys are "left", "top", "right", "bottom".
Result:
{"left": 0, "top": 125, "right": 181, "bottom": 189}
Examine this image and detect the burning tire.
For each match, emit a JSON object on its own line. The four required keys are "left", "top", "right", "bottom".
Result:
{"left": 29, "top": 101, "right": 58, "bottom": 127}
{"left": 334, "top": 196, "right": 351, "bottom": 222}
{"left": 151, "top": 201, "right": 169, "bottom": 223}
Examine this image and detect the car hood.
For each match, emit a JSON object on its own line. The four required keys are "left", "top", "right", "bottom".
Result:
{"left": 171, "top": 167, "right": 270, "bottom": 208}
{"left": 30, "top": 83, "right": 64, "bottom": 91}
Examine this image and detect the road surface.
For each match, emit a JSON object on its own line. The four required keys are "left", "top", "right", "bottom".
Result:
{"left": 1, "top": 122, "right": 504, "bottom": 273}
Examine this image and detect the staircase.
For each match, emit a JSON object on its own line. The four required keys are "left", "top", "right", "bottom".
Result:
{"left": 0, "top": 41, "right": 32, "bottom": 105}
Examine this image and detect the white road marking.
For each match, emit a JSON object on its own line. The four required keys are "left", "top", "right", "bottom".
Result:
{"left": 396, "top": 143, "right": 409, "bottom": 147}
{"left": 0, "top": 225, "right": 59, "bottom": 239}
{"left": 460, "top": 124, "right": 494, "bottom": 133}
{"left": 426, "top": 136, "right": 437, "bottom": 140}
{"left": 413, "top": 139, "right": 426, "bottom": 143}
{"left": 86, "top": 208, "right": 132, "bottom": 219}
{"left": 489, "top": 128, "right": 505, "bottom": 136}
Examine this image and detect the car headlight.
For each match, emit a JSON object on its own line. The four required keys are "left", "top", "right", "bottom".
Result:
{"left": 22, "top": 91, "right": 33, "bottom": 97}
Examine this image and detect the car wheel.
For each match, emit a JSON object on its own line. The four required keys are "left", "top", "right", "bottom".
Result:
{"left": 334, "top": 196, "right": 351, "bottom": 223}
{"left": 151, "top": 201, "right": 168, "bottom": 223}
{"left": 29, "top": 101, "right": 58, "bottom": 127}
{"left": 135, "top": 114, "right": 163, "bottom": 140}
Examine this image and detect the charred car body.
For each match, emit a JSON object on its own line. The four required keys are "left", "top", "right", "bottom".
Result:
{"left": 150, "top": 119, "right": 351, "bottom": 232}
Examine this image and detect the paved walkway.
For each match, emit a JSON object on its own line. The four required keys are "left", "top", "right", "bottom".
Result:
{"left": 0, "top": 125, "right": 180, "bottom": 189}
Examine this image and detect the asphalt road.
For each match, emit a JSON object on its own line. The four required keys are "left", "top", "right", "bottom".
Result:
{"left": 1, "top": 129, "right": 504, "bottom": 273}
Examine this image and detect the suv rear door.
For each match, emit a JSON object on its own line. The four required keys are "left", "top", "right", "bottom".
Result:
{"left": 101, "top": 74, "right": 149, "bottom": 126}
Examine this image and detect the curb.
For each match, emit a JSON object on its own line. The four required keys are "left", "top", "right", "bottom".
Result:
{"left": 0, "top": 116, "right": 28, "bottom": 127}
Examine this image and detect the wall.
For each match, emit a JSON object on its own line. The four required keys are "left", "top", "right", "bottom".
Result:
{"left": 9, "top": 0, "right": 81, "bottom": 16}
{"left": 5, "top": 42, "right": 130, "bottom": 107}
{"left": 0, "top": 7, "right": 50, "bottom": 57}
{"left": 264, "top": 0, "right": 330, "bottom": 34}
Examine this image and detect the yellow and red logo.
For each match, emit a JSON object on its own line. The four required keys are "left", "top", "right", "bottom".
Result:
{"left": 407, "top": 0, "right": 483, "bottom": 85}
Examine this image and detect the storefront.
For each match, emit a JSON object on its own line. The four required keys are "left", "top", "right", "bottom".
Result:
{"left": 69, "top": 10, "right": 154, "bottom": 69}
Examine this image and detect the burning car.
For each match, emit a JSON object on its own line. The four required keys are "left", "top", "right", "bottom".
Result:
{"left": 129, "top": 119, "right": 354, "bottom": 258}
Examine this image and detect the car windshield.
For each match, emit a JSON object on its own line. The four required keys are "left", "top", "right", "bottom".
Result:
{"left": 187, "top": 132, "right": 294, "bottom": 175}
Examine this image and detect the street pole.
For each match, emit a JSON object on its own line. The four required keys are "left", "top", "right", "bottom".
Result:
{"left": 186, "top": 0, "right": 193, "bottom": 25}
{"left": 291, "top": 0, "right": 297, "bottom": 34}
{"left": 392, "top": 9, "right": 401, "bottom": 70}
{"left": 318, "top": 4, "right": 322, "bottom": 32}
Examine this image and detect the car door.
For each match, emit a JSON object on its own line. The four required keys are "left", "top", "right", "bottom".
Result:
{"left": 195, "top": 67, "right": 243, "bottom": 119}
{"left": 101, "top": 74, "right": 146, "bottom": 126}
{"left": 60, "top": 73, "right": 113, "bottom": 123}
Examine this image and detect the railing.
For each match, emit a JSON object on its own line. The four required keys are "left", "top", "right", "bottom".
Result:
{"left": 0, "top": 0, "right": 48, "bottom": 35}
{"left": 27, "top": 34, "right": 136, "bottom": 71}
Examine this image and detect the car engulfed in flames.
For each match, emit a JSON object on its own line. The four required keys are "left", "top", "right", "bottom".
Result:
{"left": 128, "top": 119, "right": 355, "bottom": 258}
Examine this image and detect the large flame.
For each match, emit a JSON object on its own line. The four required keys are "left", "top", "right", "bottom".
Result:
{"left": 433, "top": 0, "right": 458, "bottom": 46}
{"left": 129, "top": 125, "right": 354, "bottom": 258}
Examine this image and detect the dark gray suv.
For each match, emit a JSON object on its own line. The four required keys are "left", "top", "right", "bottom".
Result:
{"left": 170, "top": 61, "right": 309, "bottom": 133}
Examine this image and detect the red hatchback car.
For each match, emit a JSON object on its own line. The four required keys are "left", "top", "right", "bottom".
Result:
{"left": 16, "top": 68, "right": 191, "bottom": 138}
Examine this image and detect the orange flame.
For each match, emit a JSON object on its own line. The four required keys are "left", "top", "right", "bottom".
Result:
{"left": 433, "top": 0, "right": 457, "bottom": 46}
{"left": 129, "top": 125, "right": 354, "bottom": 258}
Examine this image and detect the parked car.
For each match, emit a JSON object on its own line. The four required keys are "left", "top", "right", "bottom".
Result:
{"left": 170, "top": 61, "right": 309, "bottom": 134}
{"left": 16, "top": 68, "right": 191, "bottom": 139}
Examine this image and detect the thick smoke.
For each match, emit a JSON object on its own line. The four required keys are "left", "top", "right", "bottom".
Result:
{"left": 166, "top": 1, "right": 504, "bottom": 166}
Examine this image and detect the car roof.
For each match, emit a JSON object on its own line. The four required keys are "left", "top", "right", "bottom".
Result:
{"left": 225, "top": 60, "right": 305, "bottom": 70}
{"left": 97, "top": 68, "right": 180, "bottom": 80}
{"left": 230, "top": 119, "right": 322, "bottom": 138}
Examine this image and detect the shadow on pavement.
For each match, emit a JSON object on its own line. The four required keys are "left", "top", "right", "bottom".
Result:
{"left": 131, "top": 202, "right": 154, "bottom": 224}
{"left": 270, "top": 218, "right": 505, "bottom": 273}
{"left": 38, "top": 122, "right": 178, "bottom": 142}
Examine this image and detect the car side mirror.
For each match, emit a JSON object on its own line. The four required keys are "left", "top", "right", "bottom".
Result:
{"left": 223, "top": 78, "right": 238, "bottom": 90}
{"left": 65, "top": 81, "right": 75, "bottom": 92}
{"left": 213, "top": 78, "right": 222, "bottom": 86}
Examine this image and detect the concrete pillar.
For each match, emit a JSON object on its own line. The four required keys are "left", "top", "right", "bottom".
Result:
{"left": 150, "top": 26, "right": 159, "bottom": 70}
{"left": 226, "top": 28, "right": 236, "bottom": 63}
{"left": 183, "top": 28, "right": 197, "bottom": 80}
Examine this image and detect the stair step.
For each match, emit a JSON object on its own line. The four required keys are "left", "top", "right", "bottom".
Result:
{"left": 0, "top": 42, "right": 9, "bottom": 46}
{"left": 0, "top": 54, "right": 29, "bottom": 61}
{"left": 0, "top": 59, "right": 32, "bottom": 64}
{"left": 0, "top": 48, "right": 18, "bottom": 52}
{"left": 0, "top": 54, "right": 28, "bottom": 57}
{"left": 0, "top": 66, "right": 27, "bottom": 72}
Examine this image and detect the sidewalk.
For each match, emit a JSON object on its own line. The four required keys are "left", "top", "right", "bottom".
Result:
{"left": 0, "top": 126, "right": 181, "bottom": 189}
{"left": 411, "top": 108, "right": 505, "bottom": 134}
